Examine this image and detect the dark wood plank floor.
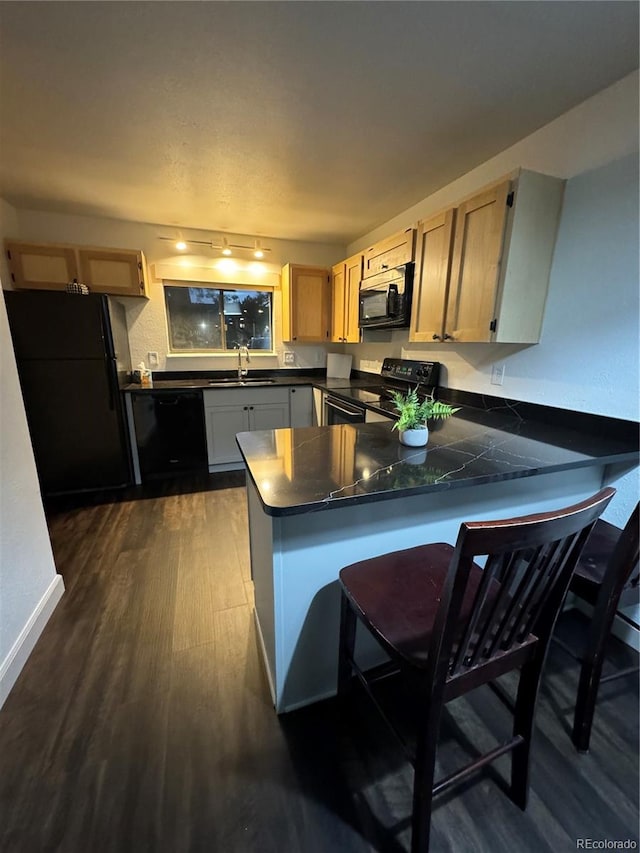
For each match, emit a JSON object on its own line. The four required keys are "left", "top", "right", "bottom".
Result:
{"left": 1, "top": 473, "right": 638, "bottom": 852}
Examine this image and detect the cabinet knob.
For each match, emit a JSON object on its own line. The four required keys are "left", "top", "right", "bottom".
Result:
{"left": 381, "top": 263, "right": 388, "bottom": 269}
{"left": 443, "top": 333, "right": 454, "bottom": 341}
{"left": 243, "top": 406, "right": 248, "bottom": 410}
{"left": 432, "top": 334, "right": 442, "bottom": 341}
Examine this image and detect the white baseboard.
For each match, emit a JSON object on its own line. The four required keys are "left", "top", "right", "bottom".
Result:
{"left": 0, "top": 574, "right": 65, "bottom": 709}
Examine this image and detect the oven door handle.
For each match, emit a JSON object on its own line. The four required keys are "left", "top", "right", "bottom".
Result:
{"left": 325, "top": 397, "right": 365, "bottom": 417}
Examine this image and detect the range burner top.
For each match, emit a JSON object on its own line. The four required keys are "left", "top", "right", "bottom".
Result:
{"left": 349, "top": 359, "right": 441, "bottom": 415}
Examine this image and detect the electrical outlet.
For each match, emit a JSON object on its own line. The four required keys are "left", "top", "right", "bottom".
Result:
{"left": 491, "top": 364, "right": 505, "bottom": 386}
{"left": 148, "top": 351, "right": 159, "bottom": 368}
{"left": 283, "top": 351, "right": 295, "bottom": 365}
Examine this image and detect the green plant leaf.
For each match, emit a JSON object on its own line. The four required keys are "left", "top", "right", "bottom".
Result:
{"left": 390, "top": 387, "right": 460, "bottom": 431}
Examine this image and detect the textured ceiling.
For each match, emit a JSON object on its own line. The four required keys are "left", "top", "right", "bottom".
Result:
{"left": 0, "top": 1, "right": 637, "bottom": 244}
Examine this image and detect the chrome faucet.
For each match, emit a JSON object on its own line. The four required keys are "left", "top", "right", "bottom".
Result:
{"left": 237, "top": 345, "right": 250, "bottom": 380}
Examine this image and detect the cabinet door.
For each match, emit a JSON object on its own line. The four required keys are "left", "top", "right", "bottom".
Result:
{"left": 5, "top": 241, "right": 79, "bottom": 290}
{"left": 282, "top": 265, "right": 330, "bottom": 342}
{"left": 289, "top": 386, "right": 313, "bottom": 428}
{"left": 205, "top": 404, "right": 250, "bottom": 465}
{"left": 78, "top": 247, "right": 148, "bottom": 297}
{"left": 330, "top": 261, "right": 346, "bottom": 342}
{"left": 249, "top": 402, "right": 289, "bottom": 432}
{"left": 330, "top": 254, "right": 362, "bottom": 343}
{"left": 363, "top": 228, "right": 414, "bottom": 278}
{"left": 445, "top": 180, "right": 510, "bottom": 343}
{"left": 410, "top": 209, "right": 456, "bottom": 343}
{"left": 343, "top": 253, "right": 362, "bottom": 343}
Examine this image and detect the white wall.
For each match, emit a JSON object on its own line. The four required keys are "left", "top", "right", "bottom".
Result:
{"left": 350, "top": 154, "right": 639, "bottom": 420}
{"left": 0, "top": 280, "right": 64, "bottom": 708}
{"left": 2, "top": 211, "right": 345, "bottom": 372}
{"left": 342, "top": 73, "right": 639, "bottom": 534}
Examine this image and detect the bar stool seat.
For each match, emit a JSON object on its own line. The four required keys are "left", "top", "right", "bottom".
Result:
{"left": 337, "top": 488, "right": 615, "bottom": 853}
{"left": 341, "top": 542, "right": 500, "bottom": 667}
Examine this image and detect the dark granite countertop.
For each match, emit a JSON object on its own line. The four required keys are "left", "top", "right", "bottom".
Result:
{"left": 122, "top": 370, "right": 378, "bottom": 393}
{"left": 236, "top": 406, "right": 639, "bottom": 517}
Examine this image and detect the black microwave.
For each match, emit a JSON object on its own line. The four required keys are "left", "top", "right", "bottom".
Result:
{"left": 358, "top": 262, "right": 414, "bottom": 330}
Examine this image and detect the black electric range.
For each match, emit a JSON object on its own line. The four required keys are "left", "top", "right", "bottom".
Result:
{"left": 349, "top": 358, "right": 441, "bottom": 416}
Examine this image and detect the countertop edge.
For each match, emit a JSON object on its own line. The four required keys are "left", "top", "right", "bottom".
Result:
{"left": 241, "top": 447, "right": 640, "bottom": 518}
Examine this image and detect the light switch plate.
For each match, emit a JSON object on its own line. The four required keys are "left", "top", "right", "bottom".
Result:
{"left": 148, "top": 351, "right": 159, "bottom": 368}
{"left": 283, "top": 351, "right": 295, "bottom": 365}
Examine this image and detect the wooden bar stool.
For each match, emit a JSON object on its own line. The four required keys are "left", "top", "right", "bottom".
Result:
{"left": 560, "top": 503, "right": 639, "bottom": 752}
{"left": 337, "top": 488, "right": 615, "bottom": 853}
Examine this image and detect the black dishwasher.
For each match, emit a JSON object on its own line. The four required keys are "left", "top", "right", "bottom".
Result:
{"left": 131, "top": 391, "right": 207, "bottom": 480}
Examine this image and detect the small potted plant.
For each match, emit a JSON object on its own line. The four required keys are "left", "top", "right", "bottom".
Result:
{"left": 390, "top": 387, "right": 460, "bottom": 446}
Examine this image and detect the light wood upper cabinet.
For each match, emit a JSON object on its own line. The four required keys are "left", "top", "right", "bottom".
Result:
{"left": 78, "top": 247, "right": 147, "bottom": 297}
{"left": 446, "top": 181, "right": 511, "bottom": 342}
{"left": 331, "top": 252, "right": 362, "bottom": 343}
{"left": 410, "top": 170, "right": 565, "bottom": 344}
{"left": 281, "top": 264, "right": 330, "bottom": 342}
{"left": 5, "top": 240, "right": 149, "bottom": 298}
{"left": 409, "top": 209, "right": 456, "bottom": 343}
{"left": 362, "top": 228, "right": 415, "bottom": 278}
{"left": 4, "top": 241, "right": 79, "bottom": 291}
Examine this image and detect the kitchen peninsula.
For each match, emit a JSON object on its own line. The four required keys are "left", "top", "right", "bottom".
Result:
{"left": 237, "top": 401, "right": 639, "bottom": 713}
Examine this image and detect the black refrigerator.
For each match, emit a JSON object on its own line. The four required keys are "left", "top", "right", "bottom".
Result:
{"left": 4, "top": 290, "right": 133, "bottom": 496}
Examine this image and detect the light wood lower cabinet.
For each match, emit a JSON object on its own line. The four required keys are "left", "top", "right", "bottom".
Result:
{"left": 204, "top": 387, "right": 291, "bottom": 467}
{"left": 331, "top": 253, "right": 362, "bottom": 343}
{"left": 409, "top": 170, "right": 565, "bottom": 345}
{"left": 4, "top": 240, "right": 148, "bottom": 297}
{"left": 281, "top": 264, "right": 330, "bottom": 342}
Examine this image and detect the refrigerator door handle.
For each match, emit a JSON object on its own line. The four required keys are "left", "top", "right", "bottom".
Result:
{"left": 105, "top": 358, "right": 116, "bottom": 410}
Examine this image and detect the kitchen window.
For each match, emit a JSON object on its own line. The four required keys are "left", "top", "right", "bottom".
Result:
{"left": 164, "top": 284, "right": 273, "bottom": 352}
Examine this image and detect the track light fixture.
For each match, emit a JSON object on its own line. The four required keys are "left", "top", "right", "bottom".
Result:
{"left": 159, "top": 234, "right": 271, "bottom": 258}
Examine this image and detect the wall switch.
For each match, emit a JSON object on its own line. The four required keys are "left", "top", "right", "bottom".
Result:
{"left": 148, "top": 351, "right": 159, "bottom": 368}
{"left": 283, "top": 351, "right": 295, "bottom": 365}
{"left": 491, "top": 364, "right": 505, "bottom": 386}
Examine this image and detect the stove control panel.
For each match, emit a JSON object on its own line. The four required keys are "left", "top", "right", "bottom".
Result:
{"left": 380, "top": 358, "right": 440, "bottom": 387}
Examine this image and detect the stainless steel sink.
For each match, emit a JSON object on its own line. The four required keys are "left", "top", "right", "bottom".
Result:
{"left": 208, "top": 378, "right": 276, "bottom": 387}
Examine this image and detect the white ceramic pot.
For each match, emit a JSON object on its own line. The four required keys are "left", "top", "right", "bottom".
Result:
{"left": 398, "top": 425, "right": 429, "bottom": 447}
